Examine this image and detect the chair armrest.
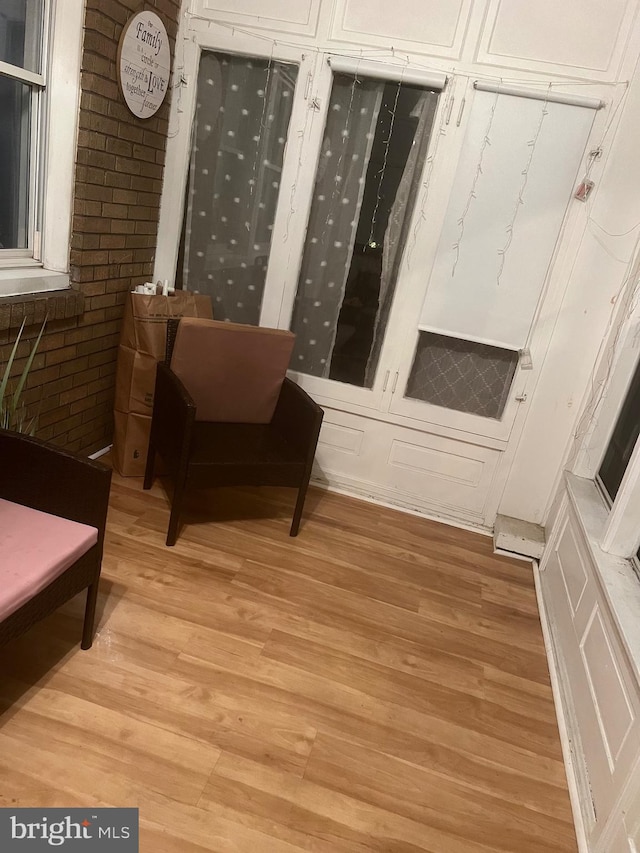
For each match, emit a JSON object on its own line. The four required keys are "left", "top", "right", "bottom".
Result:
{"left": 0, "top": 429, "right": 111, "bottom": 534}
{"left": 272, "top": 378, "right": 324, "bottom": 459}
{"left": 149, "top": 363, "right": 197, "bottom": 472}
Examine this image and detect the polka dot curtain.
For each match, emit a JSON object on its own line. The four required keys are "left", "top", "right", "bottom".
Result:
{"left": 289, "top": 74, "right": 383, "bottom": 378}
{"left": 364, "top": 91, "right": 438, "bottom": 387}
{"left": 180, "top": 51, "right": 297, "bottom": 324}
{"left": 289, "top": 76, "right": 438, "bottom": 387}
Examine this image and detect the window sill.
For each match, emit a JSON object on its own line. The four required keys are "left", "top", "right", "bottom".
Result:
{"left": 565, "top": 471, "right": 640, "bottom": 684}
{"left": 0, "top": 267, "right": 70, "bottom": 296}
{"left": 0, "top": 273, "right": 84, "bottom": 332}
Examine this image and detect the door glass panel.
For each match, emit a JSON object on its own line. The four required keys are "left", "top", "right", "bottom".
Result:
{"left": 290, "top": 73, "right": 438, "bottom": 388}
{"left": 0, "top": 76, "right": 31, "bottom": 250}
{"left": 406, "top": 332, "right": 518, "bottom": 419}
{"left": 178, "top": 51, "right": 298, "bottom": 324}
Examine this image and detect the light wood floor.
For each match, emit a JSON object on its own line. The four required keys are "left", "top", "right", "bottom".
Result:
{"left": 0, "top": 472, "right": 578, "bottom": 852}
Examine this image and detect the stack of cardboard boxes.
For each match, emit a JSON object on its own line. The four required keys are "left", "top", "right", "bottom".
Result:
{"left": 113, "top": 291, "right": 212, "bottom": 476}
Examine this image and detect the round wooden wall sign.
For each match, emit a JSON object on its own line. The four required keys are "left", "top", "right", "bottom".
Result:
{"left": 118, "top": 11, "right": 171, "bottom": 120}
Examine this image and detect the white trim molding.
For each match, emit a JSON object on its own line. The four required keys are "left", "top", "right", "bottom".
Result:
{"left": 41, "top": 0, "right": 84, "bottom": 274}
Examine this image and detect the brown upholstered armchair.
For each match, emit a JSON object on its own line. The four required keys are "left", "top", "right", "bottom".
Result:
{"left": 0, "top": 429, "right": 112, "bottom": 650}
{"left": 143, "top": 318, "right": 324, "bottom": 546}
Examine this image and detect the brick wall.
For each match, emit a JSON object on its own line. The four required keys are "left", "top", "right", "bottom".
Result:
{"left": 0, "top": 0, "right": 181, "bottom": 453}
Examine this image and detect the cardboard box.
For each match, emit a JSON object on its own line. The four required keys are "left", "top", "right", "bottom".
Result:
{"left": 112, "top": 291, "right": 213, "bottom": 476}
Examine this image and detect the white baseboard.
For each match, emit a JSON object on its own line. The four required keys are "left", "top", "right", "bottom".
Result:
{"left": 311, "top": 471, "right": 492, "bottom": 537}
{"left": 534, "top": 561, "right": 591, "bottom": 853}
{"left": 89, "top": 444, "right": 112, "bottom": 460}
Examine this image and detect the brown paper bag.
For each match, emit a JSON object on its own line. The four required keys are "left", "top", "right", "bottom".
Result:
{"left": 113, "top": 291, "right": 213, "bottom": 476}
{"left": 112, "top": 410, "right": 154, "bottom": 478}
{"left": 114, "top": 347, "right": 158, "bottom": 415}
{"left": 119, "top": 291, "right": 213, "bottom": 358}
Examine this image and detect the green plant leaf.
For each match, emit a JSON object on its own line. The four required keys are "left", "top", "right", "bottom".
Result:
{"left": 10, "top": 316, "right": 47, "bottom": 415}
{"left": 0, "top": 318, "right": 26, "bottom": 416}
{"left": 0, "top": 316, "right": 47, "bottom": 433}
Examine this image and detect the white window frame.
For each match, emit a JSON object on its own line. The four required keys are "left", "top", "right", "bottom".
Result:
{"left": 574, "top": 264, "right": 640, "bottom": 561}
{"left": 0, "top": 0, "right": 84, "bottom": 296}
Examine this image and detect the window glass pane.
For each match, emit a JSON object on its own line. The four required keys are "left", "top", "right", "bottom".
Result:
{"left": 599, "top": 355, "right": 640, "bottom": 502}
{"left": 0, "top": 0, "right": 43, "bottom": 72}
{"left": 0, "top": 75, "right": 31, "bottom": 250}
{"left": 406, "top": 332, "right": 518, "bottom": 419}
{"left": 178, "top": 51, "right": 298, "bottom": 325}
{"left": 289, "top": 74, "right": 438, "bottom": 388}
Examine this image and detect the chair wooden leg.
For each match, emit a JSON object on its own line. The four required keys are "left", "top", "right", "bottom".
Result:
{"left": 81, "top": 580, "right": 100, "bottom": 650}
{"left": 143, "top": 443, "right": 155, "bottom": 490}
{"left": 167, "top": 478, "right": 187, "bottom": 546}
{"left": 290, "top": 478, "right": 311, "bottom": 537}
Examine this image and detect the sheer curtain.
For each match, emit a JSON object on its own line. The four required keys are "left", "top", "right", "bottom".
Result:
{"left": 180, "top": 51, "right": 297, "bottom": 324}
{"left": 364, "top": 93, "right": 437, "bottom": 386}
{"left": 290, "top": 76, "right": 437, "bottom": 388}
{"left": 290, "top": 75, "right": 382, "bottom": 377}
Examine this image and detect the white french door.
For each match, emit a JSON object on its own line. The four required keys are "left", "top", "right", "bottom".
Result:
{"left": 158, "top": 36, "right": 600, "bottom": 448}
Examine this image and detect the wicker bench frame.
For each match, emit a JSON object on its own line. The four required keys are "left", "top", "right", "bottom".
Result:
{"left": 0, "top": 430, "right": 111, "bottom": 650}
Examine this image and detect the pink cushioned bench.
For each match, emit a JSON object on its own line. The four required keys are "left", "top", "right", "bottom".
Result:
{"left": 0, "top": 429, "right": 111, "bottom": 652}
{"left": 0, "top": 499, "right": 98, "bottom": 622}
